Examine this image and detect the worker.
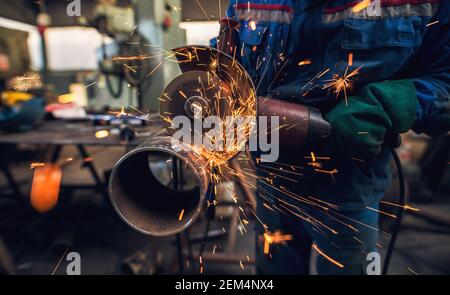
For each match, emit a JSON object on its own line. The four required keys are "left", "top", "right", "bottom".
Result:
{"left": 216, "top": 0, "right": 450, "bottom": 274}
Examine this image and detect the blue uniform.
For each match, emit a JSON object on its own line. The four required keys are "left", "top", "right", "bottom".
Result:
{"left": 220, "top": 0, "right": 450, "bottom": 274}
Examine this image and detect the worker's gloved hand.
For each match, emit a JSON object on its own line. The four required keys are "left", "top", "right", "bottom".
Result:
{"left": 325, "top": 80, "right": 417, "bottom": 158}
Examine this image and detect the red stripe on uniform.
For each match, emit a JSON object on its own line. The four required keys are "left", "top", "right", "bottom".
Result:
{"left": 324, "top": 0, "right": 440, "bottom": 14}
{"left": 235, "top": 3, "right": 293, "bottom": 13}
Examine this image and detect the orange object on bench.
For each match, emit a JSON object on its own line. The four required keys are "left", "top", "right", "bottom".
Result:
{"left": 30, "top": 164, "right": 62, "bottom": 213}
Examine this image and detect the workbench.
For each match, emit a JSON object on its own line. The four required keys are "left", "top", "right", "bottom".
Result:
{"left": 0, "top": 119, "right": 163, "bottom": 206}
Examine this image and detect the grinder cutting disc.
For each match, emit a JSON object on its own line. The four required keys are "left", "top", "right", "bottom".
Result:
{"left": 160, "top": 70, "right": 231, "bottom": 131}
{"left": 159, "top": 46, "right": 257, "bottom": 163}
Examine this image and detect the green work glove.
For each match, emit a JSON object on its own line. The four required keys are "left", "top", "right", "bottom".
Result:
{"left": 325, "top": 79, "right": 418, "bottom": 158}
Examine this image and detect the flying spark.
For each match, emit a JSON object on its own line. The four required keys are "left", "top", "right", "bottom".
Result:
{"left": 426, "top": 20, "right": 439, "bottom": 27}
{"left": 30, "top": 162, "right": 45, "bottom": 169}
{"left": 352, "top": 0, "right": 372, "bottom": 13}
{"left": 323, "top": 66, "right": 362, "bottom": 105}
{"left": 312, "top": 243, "right": 344, "bottom": 269}
{"left": 298, "top": 59, "right": 312, "bottom": 66}
{"left": 178, "top": 209, "right": 185, "bottom": 221}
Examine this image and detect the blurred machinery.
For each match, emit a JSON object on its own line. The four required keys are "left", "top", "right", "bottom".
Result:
{"left": 0, "top": 27, "right": 30, "bottom": 79}
{"left": 94, "top": 1, "right": 135, "bottom": 35}
{"left": 0, "top": 91, "right": 45, "bottom": 131}
{"left": 92, "top": 0, "right": 185, "bottom": 111}
{"left": 0, "top": 26, "right": 45, "bottom": 132}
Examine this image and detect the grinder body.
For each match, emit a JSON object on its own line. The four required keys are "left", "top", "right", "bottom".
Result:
{"left": 257, "top": 97, "right": 330, "bottom": 148}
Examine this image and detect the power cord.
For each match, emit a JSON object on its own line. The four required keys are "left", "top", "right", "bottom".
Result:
{"left": 382, "top": 148, "right": 406, "bottom": 275}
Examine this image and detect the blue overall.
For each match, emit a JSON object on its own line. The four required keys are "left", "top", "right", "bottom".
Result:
{"left": 219, "top": 0, "right": 450, "bottom": 274}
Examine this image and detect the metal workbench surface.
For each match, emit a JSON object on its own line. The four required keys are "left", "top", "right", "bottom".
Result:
{"left": 0, "top": 120, "right": 164, "bottom": 146}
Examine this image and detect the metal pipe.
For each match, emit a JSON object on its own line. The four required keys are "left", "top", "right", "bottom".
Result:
{"left": 108, "top": 136, "right": 210, "bottom": 236}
